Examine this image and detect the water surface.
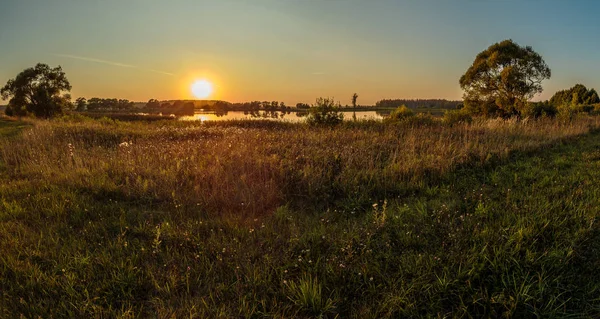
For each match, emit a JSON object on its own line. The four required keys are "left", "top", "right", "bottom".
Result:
{"left": 181, "top": 110, "right": 384, "bottom": 122}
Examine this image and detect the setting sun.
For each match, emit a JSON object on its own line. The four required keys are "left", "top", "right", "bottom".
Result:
{"left": 191, "top": 80, "right": 213, "bottom": 99}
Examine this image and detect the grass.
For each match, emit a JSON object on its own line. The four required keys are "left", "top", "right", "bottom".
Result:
{"left": 0, "top": 117, "right": 31, "bottom": 137}
{"left": 1, "top": 115, "right": 600, "bottom": 317}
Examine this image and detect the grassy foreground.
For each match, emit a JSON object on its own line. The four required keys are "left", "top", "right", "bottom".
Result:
{"left": 1, "top": 116, "right": 600, "bottom": 318}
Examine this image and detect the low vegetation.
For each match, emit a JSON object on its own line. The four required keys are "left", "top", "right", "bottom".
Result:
{"left": 2, "top": 115, "right": 600, "bottom": 317}
{"left": 306, "top": 97, "right": 344, "bottom": 125}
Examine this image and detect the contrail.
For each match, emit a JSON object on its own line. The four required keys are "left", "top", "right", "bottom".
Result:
{"left": 53, "top": 53, "right": 175, "bottom": 76}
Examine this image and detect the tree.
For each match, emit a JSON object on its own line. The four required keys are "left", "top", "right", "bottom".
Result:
{"left": 306, "top": 97, "right": 343, "bottom": 125}
{"left": 75, "top": 97, "right": 87, "bottom": 111}
{"left": 352, "top": 93, "right": 358, "bottom": 108}
{"left": 1, "top": 63, "right": 72, "bottom": 118}
{"left": 146, "top": 99, "right": 161, "bottom": 109}
{"left": 459, "top": 39, "right": 551, "bottom": 117}
{"left": 549, "top": 84, "right": 600, "bottom": 107}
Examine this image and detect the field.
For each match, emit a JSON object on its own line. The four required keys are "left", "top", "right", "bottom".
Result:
{"left": 1, "top": 115, "right": 600, "bottom": 318}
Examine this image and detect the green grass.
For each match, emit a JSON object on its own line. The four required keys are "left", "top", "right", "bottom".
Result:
{"left": 1, "top": 116, "right": 600, "bottom": 317}
{"left": 0, "top": 117, "right": 31, "bottom": 137}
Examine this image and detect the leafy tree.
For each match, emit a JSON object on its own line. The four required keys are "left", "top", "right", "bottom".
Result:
{"left": 146, "top": 99, "right": 161, "bottom": 109}
{"left": 352, "top": 93, "right": 358, "bottom": 108}
{"left": 1, "top": 63, "right": 72, "bottom": 118}
{"left": 549, "top": 84, "right": 600, "bottom": 107}
{"left": 306, "top": 97, "right": 343, "bottom": 125}
{"left": 460, "top": 39, "right": 551, "bottom": 117}
{"left": 75, "top": 97, "right": 87, "bottom": 111}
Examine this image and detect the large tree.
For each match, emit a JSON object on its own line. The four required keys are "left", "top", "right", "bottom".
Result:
{"left": 1, "top": 63, "right": 72, "bottom": 118}
{"left": 460, "top": 39, "right": 551, "bottom": 117}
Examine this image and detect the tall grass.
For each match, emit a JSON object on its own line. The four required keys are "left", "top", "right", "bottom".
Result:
{"left": 1, "top": 115, "right": 600, "bottom": 317}
{"left": 2, "top": 116, "right": 597, "bottom": 218}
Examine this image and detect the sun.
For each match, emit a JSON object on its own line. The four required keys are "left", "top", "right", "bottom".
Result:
{"left": 191, "top": 80, "right": 213, "bottom": 99}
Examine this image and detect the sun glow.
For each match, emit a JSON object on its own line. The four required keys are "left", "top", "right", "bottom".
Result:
{"left": 191, "top": 80, "right": 213, "bottom": 99}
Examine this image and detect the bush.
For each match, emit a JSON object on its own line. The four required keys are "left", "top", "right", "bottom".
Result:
{"left": 4, "top": 105, "right": 14, "bottom": 117}
{"left": 462, "top": 99, "right": 502, "bottom": 118}
{"left": 521, "top": 102, "right": 558, "bottom": 118}
{"left": 306, "top": 98, "right": 343, "bottom": 126}
{"left": 572, "top": 104, "right": 594, "bottom": 114}
{"left": 400, "top": 113, "right": 438, "bottom": 127}
{"left": 443, "top": 109, "right": 473, "bottom": 125}
{"left": 386, "top": 105, "right": 413, "bottom": 121}
{"left": 557, "top": 103, "right": 594, "bottom": 121}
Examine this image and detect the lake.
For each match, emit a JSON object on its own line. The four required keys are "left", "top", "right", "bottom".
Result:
{"left": 180, "top": 110, "right": 385, "bottom": 122}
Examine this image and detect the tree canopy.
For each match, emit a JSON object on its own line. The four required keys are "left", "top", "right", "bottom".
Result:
{"left": 1, "top": 63, "right": 72, "bottom": 118}
{"left": 549, "top": 84, "right": 599, "bottom": 107}
{"left": 460, "top": 39, "right": 551, "bottom": 117}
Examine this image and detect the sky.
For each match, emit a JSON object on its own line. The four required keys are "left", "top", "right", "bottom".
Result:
{"left": 1, "top": 0, "right": 600, "bottom": 105}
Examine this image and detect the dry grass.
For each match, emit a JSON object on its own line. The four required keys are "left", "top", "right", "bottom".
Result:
{"left": 2, "top": 116, "right": 598, "bottom": 219}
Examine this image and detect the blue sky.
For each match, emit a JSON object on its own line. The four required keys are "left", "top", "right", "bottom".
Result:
{"left": 1, "top": 0, "right": 599, "bottom": 104}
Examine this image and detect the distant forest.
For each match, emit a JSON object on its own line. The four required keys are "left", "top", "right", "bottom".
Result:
{"left": 73, "top": 98, "right": 462, "bottom": 115}
{"left": 375, "top": 99, "right": 462, "bottom": 109}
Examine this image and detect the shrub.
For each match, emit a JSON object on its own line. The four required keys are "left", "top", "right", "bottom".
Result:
{"left": 521, "top": 102, "right": 558, "bottom": 118}
{"left": 462, "top": 99, "right": 502, "bottom": 118}
{"left": 306, "top": 98, "right": 343, "bottom": 126}
{"left": 401, "top": 113, "right": 438, "bottom": 127}
{"left": 443, "top": 109, "right": 473, "bottom": 125}
{"left": 557, "top": 103, "right": 594, "bottom": 121}
{"left": 572, "top": 104, "right": 594, "bottom": 114}
{"left": 386, "top": 105, "right": 414, "bottom": 121}
{"left": 4, "top": 105, "right": 14, "bottom": 117}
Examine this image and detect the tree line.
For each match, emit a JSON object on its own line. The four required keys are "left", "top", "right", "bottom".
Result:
{"left": 75, "top": 97, "right": 135, "bottom": 111}
{"left": 375, "top": 99, "right": 461, "bottom": 109}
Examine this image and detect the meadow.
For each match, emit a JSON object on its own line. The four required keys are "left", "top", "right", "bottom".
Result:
{"left": 1, "top": 115, "right": 600, "bottom": 318}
